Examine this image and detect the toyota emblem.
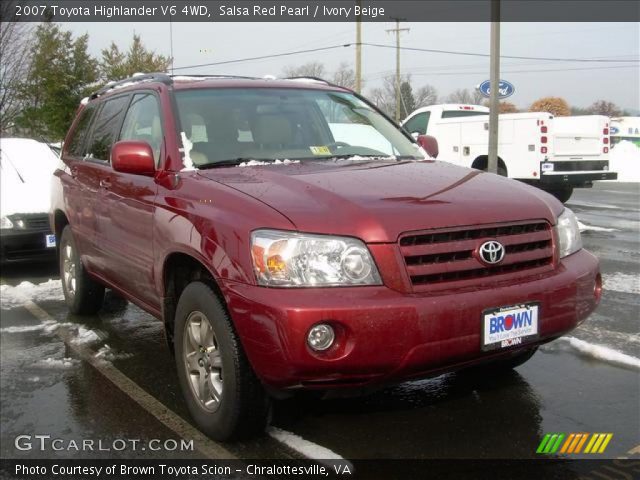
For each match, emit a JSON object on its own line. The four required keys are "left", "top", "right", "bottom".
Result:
{"left": 479, "top": 240, "right": 505, "bottom": 265}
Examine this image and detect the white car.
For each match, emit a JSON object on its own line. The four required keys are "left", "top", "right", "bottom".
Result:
{"left": 0, "top": 138, "right": 59, "bottom": 263}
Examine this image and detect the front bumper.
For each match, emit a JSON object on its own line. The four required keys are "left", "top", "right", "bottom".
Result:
{"left": 540, "top": 171, "right": 617, "bottom": 184}
{"left": 222, "top": 249, "right": 600, "bottom": 390}
{"left": 0, "top": 229, "right": 56, "bottom": 263}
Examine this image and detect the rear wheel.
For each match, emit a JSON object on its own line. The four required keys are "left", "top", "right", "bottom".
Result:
{"left": 547, "top": 186, "right": 574, "bottom": 203}
{"left": 174, "top": 281, "right": 270, "bottom": 440}
{"left": 59, "top": 226, "right": 104, "bottom": 314}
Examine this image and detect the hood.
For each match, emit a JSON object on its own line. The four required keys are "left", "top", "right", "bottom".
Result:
{"left": 198, "top": 160, "right": 563, "bottom": 243}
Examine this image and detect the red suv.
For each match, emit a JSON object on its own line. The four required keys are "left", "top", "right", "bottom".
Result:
{"left": 51, "top": 73, "right": 601, "bottom": 440}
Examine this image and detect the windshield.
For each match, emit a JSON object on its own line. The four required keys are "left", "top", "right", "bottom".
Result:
{"left": 175, "top": 87, "right": 423, "bottom": 167}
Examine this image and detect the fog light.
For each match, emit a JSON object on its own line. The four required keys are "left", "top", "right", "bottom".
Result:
{"left": 307, "top": 324, "right": 335, "bottom": 351}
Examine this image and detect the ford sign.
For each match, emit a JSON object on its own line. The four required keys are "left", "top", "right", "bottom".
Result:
{"left": 477, "top": 80, "right": 515, "bottom": 99}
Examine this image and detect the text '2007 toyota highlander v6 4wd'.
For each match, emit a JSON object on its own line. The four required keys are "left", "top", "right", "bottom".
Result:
{"left": 50, "top": 73, "right": 601, "bottom": 440}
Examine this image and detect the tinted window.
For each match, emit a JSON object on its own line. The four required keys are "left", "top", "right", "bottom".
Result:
{"left": 119, "top": 93, "right": 163, "bottom": 166}
{"left": 86, "top": 95, "right": 129, "bottom": 162}
{"left": 404, "top": 112, "right": 430, "bottom": 134}
{"left": 441, "top": 110, "right": 489, "bottom": 118}
{"left": 66, "top": 104, "right": 97, "bottom": 157}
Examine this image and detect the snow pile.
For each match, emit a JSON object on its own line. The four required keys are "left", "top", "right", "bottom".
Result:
{"left": 609, "top": 141, "right": 640, "bottom": 182}
{"left": 0, "top": 280, "right": 64, "bottom": 309}
{"left": 267, "top": 427, "right": 347, "bottom": 462}
{"left": 34, "top": 357, "right": 80, "bottom": 369}
{"left": 94, "top": 344, "right": 134, "bottom": 362}
{"left": 553, "top": 336, "right": 640, "bottom": 370}
{"left": 577, "top": 221, "right": 617, "bottom": 233}
{"left": 238, "top": 159, "right": 300, "bottom": 167}
{"left": 70, "top": 326, "right": 104, "bottom": 345}
{"left": 603, "top": 272, "right": 640, "bottom": 295}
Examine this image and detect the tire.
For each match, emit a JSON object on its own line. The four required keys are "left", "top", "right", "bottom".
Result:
{"left": 174, "top": 281, "right": 270, "bottom": 441}
{"left": 548, "top": 186, "right": 574, "bottom": 203}
{"left": 461, "top": 347, "right": 538, "bottom": 377}
{"left": 59, "top": 225, "right": 105, "bottom": 314}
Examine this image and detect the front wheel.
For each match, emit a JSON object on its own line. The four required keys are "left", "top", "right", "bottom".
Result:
{"left": 547, "top": 186, "right": 574, "bottom": 203}
{"left": 174, "top": 282, "right": 270, "bottom": 441}
{"left": 59, "top": 225, "right": 104, "bottom": 314}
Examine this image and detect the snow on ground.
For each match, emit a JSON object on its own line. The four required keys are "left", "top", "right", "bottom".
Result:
{"left": 609, "top": 141, "right": 640, "bottom": 182}
{"left": 548, "top": 336, "right": 640, "bottom": 370}
{"left": 94, "top": 344, "right": 134, "bottom": 362}
{"left": 34, "top": 357, "right": 80, "bottom": 369}
{"left": 0, "top": 280, "right": 64, "bottom": 309}
{"left": 577, "top": 221, "right": 618, "bottom": 233}
{"left": 603, "top": 272, "right": 640, "bottom": 295}
{"left": 70, "top": 326, "right": 104, "bottom": 345}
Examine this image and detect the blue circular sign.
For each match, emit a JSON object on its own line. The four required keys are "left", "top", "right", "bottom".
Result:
{"left": 477, "top": 80, "right": 515, "bottom": 99}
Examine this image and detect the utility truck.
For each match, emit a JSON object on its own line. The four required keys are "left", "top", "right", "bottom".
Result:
{"left": 402, "top": 104, "right": 616, "bottom": 202}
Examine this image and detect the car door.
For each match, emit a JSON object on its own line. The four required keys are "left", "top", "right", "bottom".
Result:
{"left": 97, "top": 91, "right": 161, "bottom": 309}
{"left": 74, "top": 94, "right": 131, "bottom": 276}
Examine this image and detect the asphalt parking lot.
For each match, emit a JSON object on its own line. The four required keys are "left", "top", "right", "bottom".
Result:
{"left": 1, "top": 182, "right": 638, "bottom": 467}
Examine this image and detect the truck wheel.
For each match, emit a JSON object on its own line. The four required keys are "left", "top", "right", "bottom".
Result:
{"left": 174, "top": 281, "right": 270, "bottom": 440}
{"left": 461, "top": 347, "right": 538, "bottom": 377}
{"left": 548, "top": 186, "right": 574, "bottom": 203}
{"left": 59, "top": 225, "right": 105, "bottom": 314}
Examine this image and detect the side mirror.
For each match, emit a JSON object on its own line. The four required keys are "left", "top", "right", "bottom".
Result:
{"left": 417, "top": 134, "right": 439, "bottom": 159}
{"left": 111, "top": 141, "right": 156, "bottom": 176}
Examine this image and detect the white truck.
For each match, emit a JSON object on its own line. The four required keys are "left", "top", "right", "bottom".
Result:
{"left": 402, "top": 104, "right": 617, "bottom": 202}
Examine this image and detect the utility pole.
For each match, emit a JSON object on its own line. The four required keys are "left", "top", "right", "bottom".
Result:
{"left": 488, "top": 0, "right": 500, "bottom": 174}
{"left": 355, "top": 0, "right": 362, "bottom": 93}
{"left": 386, "top": 19, "right": 409, "bottom": 123}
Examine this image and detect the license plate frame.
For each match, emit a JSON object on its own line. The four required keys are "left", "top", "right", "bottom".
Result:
{"left": 481, "top": 302, "right": 540, "bottom": 352}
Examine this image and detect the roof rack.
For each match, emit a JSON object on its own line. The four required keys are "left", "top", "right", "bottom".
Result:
{"left": 89, "top": 72, "right": 172, "bottom": 99}
{"left": 284, "top": 76, "right": 332, "bottom": 85}
{"left": 171, "top": 74, "right": 261, "bottom": 81}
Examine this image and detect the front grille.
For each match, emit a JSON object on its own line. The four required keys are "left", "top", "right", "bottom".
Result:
{"left": 550, "top": 161, "right": 609, "bottom": 172}
{"left": 399, "top": 221, "right": 554, "bottom": 291}
{"left": 9, "top": 214, "right": 50, "bottom": 231}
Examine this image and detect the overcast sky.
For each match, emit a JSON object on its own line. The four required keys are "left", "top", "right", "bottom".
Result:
{"left": 66, "top": 21, "right": 639, "bottom": 111}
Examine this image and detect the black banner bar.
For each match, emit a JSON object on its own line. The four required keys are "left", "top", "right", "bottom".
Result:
{"left": 2, "top": 0, "right": 640, "bottom": 23}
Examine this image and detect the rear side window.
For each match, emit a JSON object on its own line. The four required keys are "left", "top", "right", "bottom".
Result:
{"left": 66, "top": 104, "right": 97, "bottom": 157}
{"left": 119, "top": 93, "right": 163, "bottom": 166}
{"left": 86, "top": 95, "right": 130, "bottom": 162}
{"left": 441, "top": 110, "right": 489, "bottom": 119}
{"left": 404, "top": 112, "right": 430, "bottom": 135}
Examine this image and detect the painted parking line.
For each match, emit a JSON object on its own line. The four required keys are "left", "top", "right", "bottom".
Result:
{"left": 14, "top": 297, "right": 344, "bottom": 462}
{"left": 20, "top": 299, "right": 236, "bottom": 460}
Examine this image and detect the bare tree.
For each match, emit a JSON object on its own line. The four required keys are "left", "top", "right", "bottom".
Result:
{"left": 414, "top": 85, "right": 439, "bottom": 108}
{"left": 282, "top": 61, "right": 326, "bottom": 79}
{"left": 0, "top": 20, "right": 33, "bottom": 133}
{"left": 445, "top": 88, "right": 484, "bottom": 105}
{"left": 332, "top": 62, "right": 359, "bottom": 90}
{"left": 587, "top": 100, "right": 622, "bottom": 117}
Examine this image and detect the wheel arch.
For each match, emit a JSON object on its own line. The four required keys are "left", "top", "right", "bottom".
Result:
{"left": 471, "top": 155, "right": 508, "bottom": 175}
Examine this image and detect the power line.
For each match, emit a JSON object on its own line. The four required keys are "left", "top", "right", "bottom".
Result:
{"left": 172, "top": 44, "right": 351, "bottom": 71}
{"left": 360, "top": 42, "right": 640, "bottom": 63}
{"left": 171, "top": 42, "right": 639, "bottom": 73}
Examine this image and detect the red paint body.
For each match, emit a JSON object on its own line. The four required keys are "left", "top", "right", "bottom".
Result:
{"left": 51, "top": 79, "right": 600, "bottom": 391}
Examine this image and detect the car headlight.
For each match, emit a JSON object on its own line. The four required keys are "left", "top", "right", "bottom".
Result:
{"left": 251, "top": 229, "right": 382, "bottom": 287}
{"left": 555, "top": 208, "right": 582, "bottom": 258}
{"left": 0, "top": 216, "right": 14, "bottom": 230}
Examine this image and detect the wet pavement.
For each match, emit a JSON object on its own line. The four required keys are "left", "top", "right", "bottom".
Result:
{"left": 1, "top": 182, "right": 638, "bottom": 464}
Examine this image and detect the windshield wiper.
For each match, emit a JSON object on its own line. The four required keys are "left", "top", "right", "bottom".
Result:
{"left": 306, "top": 154, "right": 421, "bottom": 161}
{"left": 197, "top": 158, "right": 277, "bottom": 169}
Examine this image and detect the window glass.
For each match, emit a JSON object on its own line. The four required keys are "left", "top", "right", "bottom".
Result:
{"left": 175, "top": 88, "right": 422, "bottom": 166}
{"left": 66, "top": 104, "right": 97, "bottom": 157}
{"left": 404, "top": 112, "right": 430, "bottom": 135}
{"left": 86, "top": 95, "right": 129, "bottom": 162}
{"left": 441, "top": 110, "right": 489, "bottom": 118}
{"left": 119, "top": 93, "right": 163, "bottom": 166}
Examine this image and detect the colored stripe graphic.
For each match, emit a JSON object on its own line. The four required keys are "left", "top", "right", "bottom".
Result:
{"left": 539, "top": 433, "right": 613, "bottom": 454}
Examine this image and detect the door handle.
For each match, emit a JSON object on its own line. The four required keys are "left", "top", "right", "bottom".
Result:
{"left": 99, "top": 178, "right": 112, "bottom": 189}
